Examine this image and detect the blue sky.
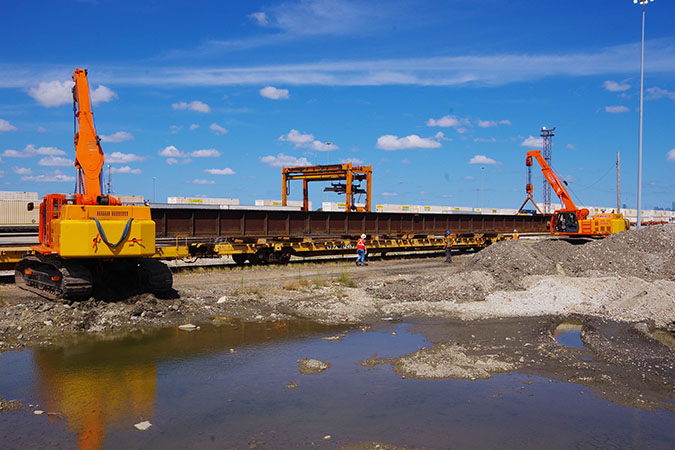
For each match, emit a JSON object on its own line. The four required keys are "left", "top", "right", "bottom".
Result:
{"left": 1, "top": 0, "right": 674, "bottom": 210}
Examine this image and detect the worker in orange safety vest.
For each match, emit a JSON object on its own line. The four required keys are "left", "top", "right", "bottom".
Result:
{"left": 444, "top": 230, "right": 453, "bottom": 263}
{"left": 356, "top": 234, "right": 367, "bottom": 266}
{"left": 513, "top": 229, "right": 519, "bottom": 240}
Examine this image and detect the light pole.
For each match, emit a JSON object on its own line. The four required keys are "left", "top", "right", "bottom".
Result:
{"left": 152, "top": 177, "right": 156, "bottom": 203}
{"left": 325, "top": 142, "right": 332, "bottom": 165}
{"left": 634, "top": 0, "right": 654, "bottom": 229}
{"left": 480, "top": 166, "right": 485, "bottom": 210}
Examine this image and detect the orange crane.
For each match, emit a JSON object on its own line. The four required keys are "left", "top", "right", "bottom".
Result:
{"left": 15, "top": 69, "right": 172, "bottom": 300}
{"left": 527, "top": 150, "right": 629, "bottom": 237}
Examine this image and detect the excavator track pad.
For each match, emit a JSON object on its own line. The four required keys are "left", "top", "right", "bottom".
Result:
{"left": 15, "top": 254, "right": 93, "bottom": 301}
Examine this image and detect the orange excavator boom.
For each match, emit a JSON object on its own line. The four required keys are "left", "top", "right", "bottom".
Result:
{"left": 72, "top": 68, "right": 116, "bottom": 205}
{"left": 526, "top": 150, "right": 578, "bottom": 212}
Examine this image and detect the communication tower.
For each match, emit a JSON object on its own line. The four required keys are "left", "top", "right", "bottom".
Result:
{"left": 541, "top": 127, "right": 555, "bottom": 214}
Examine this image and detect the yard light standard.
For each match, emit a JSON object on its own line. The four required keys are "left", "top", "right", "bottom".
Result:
{"left": 634, "top": 0, "right": 654, "bottom": 229}
{"left": 480, "top": 166, "right": 485, "bottom": 210}
{"left": 325, "top": 142, "right": 332, "bottom": 165}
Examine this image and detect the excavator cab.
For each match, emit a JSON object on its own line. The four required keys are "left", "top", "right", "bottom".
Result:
{"left": 553, "top": 211, "right": 579, "bottom": 233}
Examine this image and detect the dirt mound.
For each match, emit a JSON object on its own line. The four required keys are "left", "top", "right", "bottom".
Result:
{"left": 458, "top": 239, "right": 557, "bottom": 289}
{"left": 567, "top": 224, "right": 675, "bottom": 280}
{"left": 460, "top": 224, "right": 675, "bottom": 283}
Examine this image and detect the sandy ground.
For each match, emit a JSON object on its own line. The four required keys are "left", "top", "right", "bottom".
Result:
{"left": 0, "top": 224, "right": 673, "bottom": 412}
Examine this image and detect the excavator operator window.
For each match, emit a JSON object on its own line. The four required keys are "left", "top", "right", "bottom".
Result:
{"left": 554, "top": 212, "right": 579, "bottom": 233}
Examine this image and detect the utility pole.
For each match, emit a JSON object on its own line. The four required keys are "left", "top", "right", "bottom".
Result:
{"left": 541, "top": 127, "right": 556, "bottom": 214}
{"left": 616, "top": 152, "right": 621, "bottom": 212}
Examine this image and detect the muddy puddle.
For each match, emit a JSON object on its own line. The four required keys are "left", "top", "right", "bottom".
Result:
{"left": 0, "top": 318, "right": 673, "bottom": 449}
{"left": 553, "top": 321, "right": 584, "bottom": 348}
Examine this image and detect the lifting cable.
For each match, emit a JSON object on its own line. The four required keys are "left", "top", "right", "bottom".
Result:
{"left": 92, "top": 217, "right": 134, "bottom": 248}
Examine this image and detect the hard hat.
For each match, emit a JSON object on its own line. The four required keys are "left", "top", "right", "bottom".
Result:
{"left": 361, "top": 234, "right": 366, "bottom": 239}
{"left": 445, "top": 230, "right": 451, "bottom": 235}
{"left": 513, "top": 229, "right": 517, "bottom": 232}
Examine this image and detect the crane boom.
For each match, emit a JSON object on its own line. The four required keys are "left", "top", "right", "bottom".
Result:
{"left": 72, "top": 68, "right": 107, "bottom": 205}
{"left": 526, "top": 150, "right": 577, "bottom": 212}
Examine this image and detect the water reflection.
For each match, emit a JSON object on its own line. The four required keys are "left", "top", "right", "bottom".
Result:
{"left": 30, "top": 319, "right": 346, "bottom": 450}
{"left": 553, "top": 321, "right": 584, "bottom": 348}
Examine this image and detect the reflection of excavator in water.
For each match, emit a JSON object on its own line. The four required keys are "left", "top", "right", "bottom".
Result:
{"left": 526, "top": 150, "right": 630, "bottom": 237}
{"left": 15, "top": 69, "right": 172, "bottom": 300}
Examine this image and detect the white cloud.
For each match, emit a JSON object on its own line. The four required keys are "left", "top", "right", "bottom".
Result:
{"left": 604, "top": 80, "right": 631, "bottom": 92}
{"left": 473, "top": 137, "right": 496, "bottom": 143}
{"left": 605, "top": 105, "right": 629, "bottom": 113}
{"left": 476, "top": 119, "right": 510, "bottom": 128}
{"left": 249, "top": 11, "right": 268, "bottom": 26}
{"left": 279, "top": 129, "right": 315, "bottom": 146}
{"left": 166, "top": 158, "right": 179, "bottom": 165}
{"left": 260, "top": 153, "right": 312, "bottom": 167}
{"left": 401, "top": 158, "right": 410, "bottom": 164}
{"left": 520, "top": 136, "right": 543, "bottom": 148}
{"left": 0, "top": 170, "right": 4, "bottom": 178}
{"left": 645, "top": 86, "right": 675, "bottom": 100}
{"left": 278, "top": 129, "right": 337, "bottom": 151}
{"left": 463, "top": 175, "right": 475, "bottom": 181}
{"left": 106, "top": 152, "right": 145, "bottom": 163}
{"left": 2, "top": 144, "right": 66, "bottom": 158}
{"left": 100, "top": 131, "right": 133, "bottom": 143}
{"left": 260, "top": 86, "right": 289, "bottom": 100}
{"left": 189, "top": 124, "right": 200, "bottom": 131}
{"left": 381, "top": 192, "right": 398, "bottom": 197}
{"left": 158, "top": 145, "right": 185, "bottom": 157}
{"left": 190, "top": 148, "right": 221, "bottom": 158}
{"left": 189, "top": 179, "right": 215, "bottom": 185}
{"left": 90, "top": 85, "right": 118, "bottom": 105}
{"left": 667, "top": 148, "right": 675, "bottom": 162}
{"left": 209, "top": 123, "right": 228, "bottom": 135}
{"left": 110, "top": 166, "right": 142, "bottom": 174}
{"left": 204, "top": 168, "right": 236, "bottom": 175}
{"left": 38, "top": 156, "right": 72, "bottom": 166}
{"left": 567, "top": 143, "right": 576, "bottom": 150}
{"left": 376, "top": 134, "right": 441, "bottom": 150}
{"left": 0, "top": 119, "right": 17, "bottom": 131}
{"left": 339, "top": 158, "right": 364, "bottom": 165}
{"left": 21, "top": 170, "right": 75, "bottom": 183}
{"left": 170, "top": 125, "right": 183, "bottom": 134}
{"left": 11, "top": 39, "right": 675, "bottom": 90}
{"left": 469, "top": 155, "right": 498, "bottom": 165}
{"left": 477, "top": 120, "right": 496, "bottom": 128}
{"left": 426, "top": 115, "right": 468, "bottom": 128}
{"left": 28, "top": 80, "right": 72, "bottom": 107}
{"left": 310, "top": 141, "right": 335, "bottom": 151}
{"left": 12, "top": 167, "right": 32, "bottom": 175}
{"left": 172, "top": 100, "right": 211, "bottom": 113}
{"left": 37, "top": 127, "right": 47, "bottom": 133}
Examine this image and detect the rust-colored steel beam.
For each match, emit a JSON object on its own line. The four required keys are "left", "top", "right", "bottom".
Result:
{"left": 151, "top": 204, "right": 550, "bottom": 240}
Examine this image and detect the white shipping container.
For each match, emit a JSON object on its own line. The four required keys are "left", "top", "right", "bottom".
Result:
{"left": 256, "top": 199, "right": 311, "bottom": 209}
{"left": 0, "top": 191, "right": 39, "bottom": 201}
{"left": 168, "top": 197, "right": 239, "bottom": 205}
{"left": 0, "top": 200, "right": 39, "bottom": 226}
{"left": 116, "top": 195, "right": 144, "bottom": 204}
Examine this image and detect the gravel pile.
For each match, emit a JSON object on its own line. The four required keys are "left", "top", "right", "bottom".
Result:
{"left": 459, "top": 224, "right": 675, "bottom": 282}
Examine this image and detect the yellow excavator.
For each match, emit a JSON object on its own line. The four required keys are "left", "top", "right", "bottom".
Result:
{"left": 15, "top": 68, "right": 172, "bottom": 300}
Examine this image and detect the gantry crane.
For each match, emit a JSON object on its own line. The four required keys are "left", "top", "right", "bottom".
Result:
{"left": 15, "top": 69, "right": 172, "bottom": 300}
